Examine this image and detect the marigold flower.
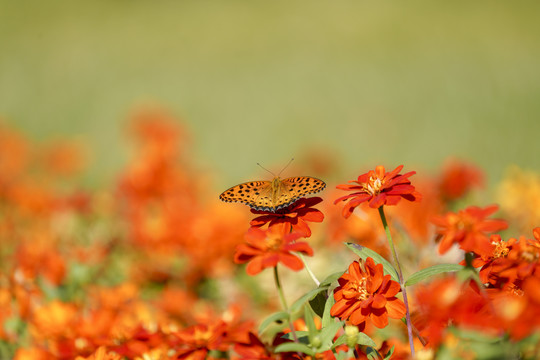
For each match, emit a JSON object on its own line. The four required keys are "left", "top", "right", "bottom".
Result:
{"left": 330, "top": 258, "right": 406, "bottom": 331}
{"left": 334, "top": 165, "right": 421, "bottom": 218}
{"left": 432, "top": 205, "right": 508, "bottom": 255}
{"left": 234, "top": 224, "right": 313, "bottom": 275}
{"left": 250, "top": 197, "right": 324, "bottom": 237}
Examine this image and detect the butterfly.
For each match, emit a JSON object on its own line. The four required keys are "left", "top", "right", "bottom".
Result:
{"left": 219, "top": 176, "right": 326, "bottom": 212}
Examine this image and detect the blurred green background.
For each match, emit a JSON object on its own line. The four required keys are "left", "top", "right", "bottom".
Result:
{"left": 1, "top": 1, "right": 539, "bottom": 190}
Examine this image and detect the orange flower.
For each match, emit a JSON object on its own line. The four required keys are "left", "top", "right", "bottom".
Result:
{"left": 413, "top": 277, "right": 498, "bottom": 348}
{"left": 330, "top": 258, "right": 406, "bottom": 331}
{"left": 234, "top": 224, "right": 313, "bottom": 275}
{"left": 432, "top": 205, "right": 508, "bottom": 255}
{"left": 438, "top": 158, "right": 484, "bottom": 201}
{"left": 334, "top": 165, "right": 421, "bottom": 218}
{"left": 233, "top": 332, "right": 276, "bottom": 360}
{"left": 484, "top": 228, "right": 540, "bottom": 290}
{"left": 473, "top": 234, "right": 518, "bottom": 286}
{"left": 250, "top": 197, "right": 324, "bottom": 237}
{"left": 74, "top": 347, "right": 121, "bottom": 360}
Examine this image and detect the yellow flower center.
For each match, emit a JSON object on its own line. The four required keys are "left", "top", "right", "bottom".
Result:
{"left": 193, "top": 327, "right": 212, "bottom": 343}
{"left": 343, "top": 276, "right": 369, "bottom": 301}
{"left": 363, "top": 176, "right": 384, "bottom": 196}
{"left": 491, "top": 240, "right": 510, "bottom": 259}
{"left": 266, "top": 235, "right": 283, "bottom": 250}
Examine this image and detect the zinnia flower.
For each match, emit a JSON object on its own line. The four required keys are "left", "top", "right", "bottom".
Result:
{"left": 334, "top": 165, "right": 421, "bottom": 218}
{"left": 330, "top": 258, "right": 406, "bottom": 331}
{"left": 432, "top": 205, "right": 508, "bottom": 255}
{"left": 250, "top": 197, "right": 324, "bottom": 237}
{"left": 234, "top": 224, "right": 313, "bottom": 275}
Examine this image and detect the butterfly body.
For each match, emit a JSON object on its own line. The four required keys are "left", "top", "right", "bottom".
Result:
{"left": 220, "top": 176, "right": 326, "bottom": 212}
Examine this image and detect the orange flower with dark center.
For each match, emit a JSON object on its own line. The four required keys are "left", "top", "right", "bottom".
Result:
{"left": 330, "top": 258, "right": 406, "bottom": 331}
{"left": 233, "top": 224, "right": 313, "bottom": 275}
{"left": 250, "top": 197, "right": 324, "bottom": 237}
{"left": 432, "top": 205, "right": 508, "bottom": 255}
{"left": 334, "top": 165, "right": 421, "bottom": 218}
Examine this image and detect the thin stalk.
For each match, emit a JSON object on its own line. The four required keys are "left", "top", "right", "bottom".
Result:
{"left": 298, "top": 253, "right": 320, "bottom": 287}
{"left": 378, "top": 206, "right": 415, "bottom": 357}
{"left": 273, "top": 265, "right": 299, "bottom": 343}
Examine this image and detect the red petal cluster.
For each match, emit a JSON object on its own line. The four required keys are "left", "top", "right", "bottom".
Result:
{"left": 330, "top": 258, "right": 406, "bottom": 331}
{"left": 432, "top": 204, "right": 508, "bottom": 255}
{"left": 250, "top": 197, "right": 324, "bottom": 237}
{"left": 234, "top": 224, "right": 314, "bottom": 275}
{"left": 335, "top": 165, "right": 421, "bottom": 218}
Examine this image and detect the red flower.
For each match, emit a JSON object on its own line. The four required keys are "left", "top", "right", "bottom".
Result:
{"left": 330, "top": 258, "right": 406, "bottom": 331}
{"left": 234, "top": 224, "right": 314, "bottom": 275}
{"left": 334, "top": 165, "right": 421, "bottom": 218}
{"left": 250, "top": 197, "right": 324, "bottom": 237}
{"left": 432, "top": 205, "right": 508, "bottom": 255}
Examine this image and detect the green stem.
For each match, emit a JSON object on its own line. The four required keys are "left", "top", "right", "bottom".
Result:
{"left": 274, "top": 265, "right": 289, "bottom": 310}
{"left": 273, "top": 265, "right": 299, "bottom": 343}
{"left": 299, "top": 253, "right": 320, "bottom": 286}
{"left": 378, "top": 206, "right": 415, "bottom": 357}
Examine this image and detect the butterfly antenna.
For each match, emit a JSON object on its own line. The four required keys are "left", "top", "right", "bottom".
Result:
{"left": 278, "top": 158, "right": 294, "bottom": 176}
{"left": 256, "top": 162, "right": 275, "bottom": 177}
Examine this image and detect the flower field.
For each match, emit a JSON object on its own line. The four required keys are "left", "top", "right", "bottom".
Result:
{"left": 1, "top": 108, "right": 539, "bottom": 359}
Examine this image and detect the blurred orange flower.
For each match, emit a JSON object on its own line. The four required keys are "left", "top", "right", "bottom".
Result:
{"left": 432, "top": 205, "right": 508, "bottom": 255}
{"left": 330, "top": 258, "right": 405, "bottom": 331}
{"left": 413, "top": 277, "right": 497, "bottom": 348}
{"left": 250, "top": 197, "right": 324, "bottom": 237}
{"left": 234, "top": 224, "right": 313, "bottom": 275}
{"left": 438, "top": 158, "right": 484, "bottom": 201}
{"left": 335, "top": 165, "right": 421, "bottom": 217}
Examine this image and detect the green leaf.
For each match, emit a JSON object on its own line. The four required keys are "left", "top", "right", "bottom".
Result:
{"left": 321, "top": 291, "right": 336, "bottom": 328}
{"left": 332, "top": 334, "right": 347, "bottom": 349}
{"left": 304, "top": 305, "right": 318, "bottom": 343}
{"left": 258, "top": 311, "right": 289, "bottom": 333}
{"left": 275, "top": 342, "right": 315, "bottom": 356}
{"left": 290, "top": 286, "right": 329, "bottom": 313}
{"left": 366, "top": 346, "right": 379, "bottom": 360}
{"left": 319, "top": 271, "right": 344, "bottom": 287}
{"left": 281, "top": 331, "right": 310, "bottom": 344}
{"left": 405, "top": 264, "right": 464, "bottom": 287}
{"left": 309, "top": 290, "right": 328, "bottom": 318}
{"left": 318, "top": 322, "right": 343, "bottom": 351}
{"left": 383, "top": 345, "right": 395, "bottom": 359}
{"left": 332, "top": 332, "right": 376, "bottom": 350}
{"left": 356, "top": 333, "right": 377, "bottom": 348}
{"left": 345, "top": 243, "right": 399, "bottom": 282}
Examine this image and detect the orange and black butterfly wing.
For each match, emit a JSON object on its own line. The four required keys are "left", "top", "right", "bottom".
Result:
{"left": 276, "top": 176, "right": 326, "bottom": 209}
{"left": 219, "top": 181, "right": 275, "bottom": 211}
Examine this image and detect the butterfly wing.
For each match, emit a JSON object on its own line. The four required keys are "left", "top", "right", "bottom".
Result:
{"left": 275, "top": 176, "right": 327, "bottom": 209}
{"left": 219, "top": 181, "right": 274, "bottom": 210}
{"left": 220, "top": 176, "right": 326, "bottom": 212}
